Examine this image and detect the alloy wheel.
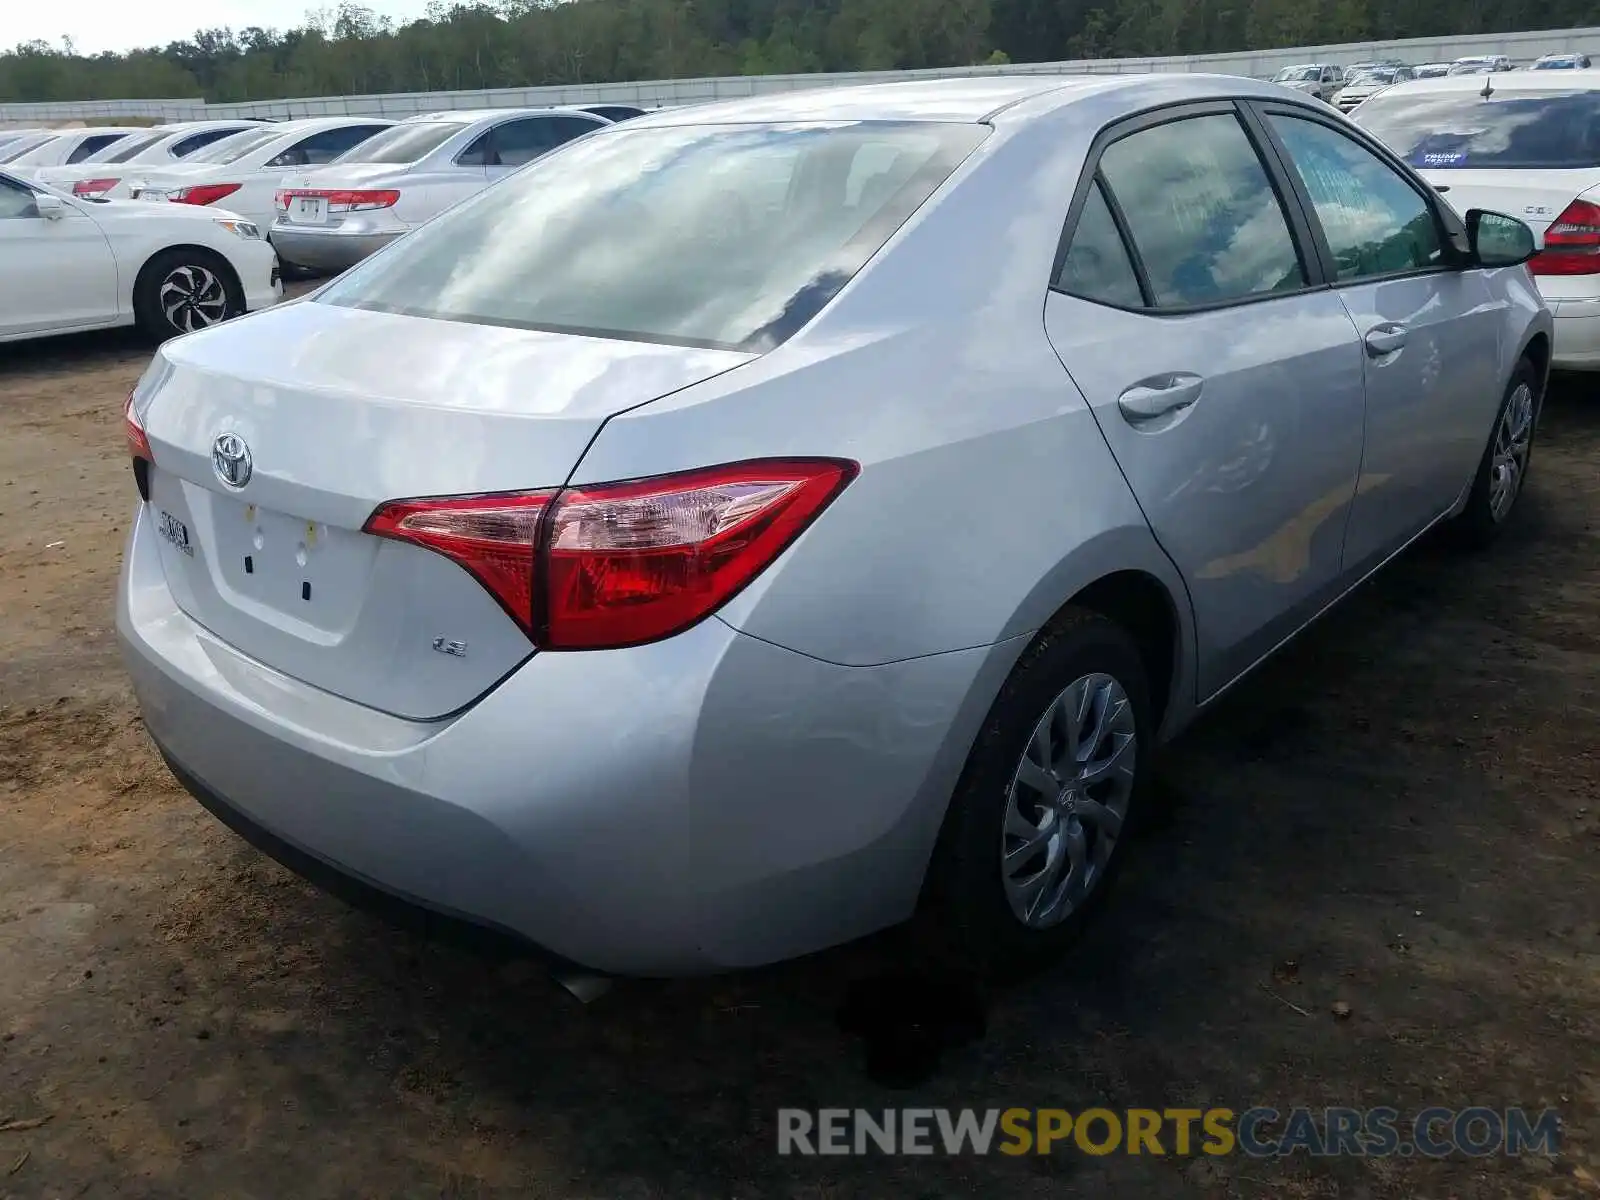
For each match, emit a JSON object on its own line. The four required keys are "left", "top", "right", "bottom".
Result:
{"left": 1488, "top": 382, "right": 1535, "bottom": 523}
{"left": 159, "top": 265, "right": 229, "bottom": 334}
{"left": 1001, "top": 671, "right": 1137, "bottom": 930}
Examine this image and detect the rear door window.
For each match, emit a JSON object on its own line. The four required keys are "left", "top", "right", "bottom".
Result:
{"left": 1097, "top": 113, "right": 1307, "bottom": 307}
{"left": 490, "top": 116, "right": 603, "bottom": 167}
{"left": 67, "top": 134, "right": 128, "bottom": 164}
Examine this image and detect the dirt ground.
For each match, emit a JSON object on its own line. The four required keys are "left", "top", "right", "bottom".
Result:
{"left": 1, "top": 308, "right": 1597, "bottom": 1200}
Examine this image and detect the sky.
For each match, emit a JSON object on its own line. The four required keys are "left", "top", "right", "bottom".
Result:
{"left": 2, "top": 0, "right": 437, "bottom": 55}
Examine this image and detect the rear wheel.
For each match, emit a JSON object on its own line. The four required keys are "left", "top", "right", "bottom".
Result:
{"left": 1450, "top": 358, "right": 1539, "bottom": 548}
{"left": 918, "top": 608, "right": 1152, "bottom": 978}
{"left": 134, "top": 249, "right": 242, "bottom": 341}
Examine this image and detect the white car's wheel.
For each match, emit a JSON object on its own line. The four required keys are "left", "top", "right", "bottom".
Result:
{"left": 134, "top": 249, "right": 243, "bottom": 341}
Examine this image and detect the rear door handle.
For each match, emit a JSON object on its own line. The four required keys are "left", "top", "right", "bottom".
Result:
{"left": 1364, "top": 322, "right": 1408, "bottom": 357}
{"left": 1117, "top": 373, "right": 1203, "bottom": 424}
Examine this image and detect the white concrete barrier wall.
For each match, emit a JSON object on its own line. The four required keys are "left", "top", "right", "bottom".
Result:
{"left": 3, "top": 24, "right": 1600, "bottom": 122}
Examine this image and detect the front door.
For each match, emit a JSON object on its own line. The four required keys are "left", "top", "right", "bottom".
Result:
{"left": 0, "top": 177, "right": 117, "bottom": 337}
{"left": 1043, "top": 105, "right": 1367, "bottom": 699}
{"left": 1257, "top": 107, "right": 1507, "bottom": 573}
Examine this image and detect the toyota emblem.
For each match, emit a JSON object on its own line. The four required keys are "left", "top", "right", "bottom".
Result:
{"left": 212, "top": 432, "right": 253, "bottom": 489}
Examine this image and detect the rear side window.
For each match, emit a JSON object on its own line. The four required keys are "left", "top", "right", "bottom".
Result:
{"left": 67, "top": 133, "right": 128, "bottom": 164}
{"left": 1268, "top": 114, "right": 1444, "bottom": 281}
{"left": 1097, "top": 114, "right": 1306, "bottom": 308}
{"left": 491, "top": 116, "right": 603, "bottom": 167}
{"left": 171, "top": 128, "right": 247, "bottom": 158}
{"left": 1055, "top": 181, "right": 1144, "bottom": 307}
{"left": 99, "top": 133, "right": 163, "bottom": 163}
{"left": 270, "top": 124, "right": 387, "bottom": 167}
{"left": 1355, "top": 90, "right": 1600, "bottom": 169}
{"left": 338, "top": 121, "right": 466, "bottom": 165}
{"left": 319, "top": 121, "right": 986, "bottom": 351}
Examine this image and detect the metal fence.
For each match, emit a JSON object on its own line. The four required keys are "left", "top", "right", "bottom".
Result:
{"left": 4, "top": 24, "right": 1599, "bottom": 122}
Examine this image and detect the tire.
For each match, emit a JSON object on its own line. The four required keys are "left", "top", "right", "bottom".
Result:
{"left": 917, "top": 608, "right": 1153, "bottom": 979}
{"left": 134, "top": 248, "right": 242, "bottom": 342}
{"left": 1450, "top": 357, "right": 1540, "bottom": 549}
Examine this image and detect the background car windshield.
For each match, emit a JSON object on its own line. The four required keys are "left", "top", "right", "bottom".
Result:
{"left": 98, "top": 133, "right": 165, "bottom": 163}
{"left": 335, "top": 121, "right": 465, "bottom": 164}
{"left": 318, "top": 120, "right": 986, "bottom": 352}
{"left": 1352, "top": 68, "right": 1398, "bottom": 84}
{"left": 183, "top": 127, "right": 282, "bottom": 164}
{"left": 1357, "top": 90, "right": 1600, "bottom": 169}
{"left": 1275, "top": 67, "right": 1319, "bottom": 82}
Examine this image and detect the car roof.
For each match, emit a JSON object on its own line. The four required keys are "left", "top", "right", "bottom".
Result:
{"left": 402, "top": 106, "right": 602, "bottom": 124}
{"left": 622, "top": 77, "right": 1144, "bottom": 127}
{"left": 1374, "top": 68, "right": 1600, "bottom": 97}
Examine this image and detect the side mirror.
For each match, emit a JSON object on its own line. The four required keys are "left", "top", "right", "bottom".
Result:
{"left": 33, "top": 192, "right": 66, "bottom": 220}
{"left": 1467, "top": 209, "right": 1536, "bottom": 267}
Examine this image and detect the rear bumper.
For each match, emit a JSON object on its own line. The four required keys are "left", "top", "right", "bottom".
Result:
{"left": 270, "top": 225, "right": 399, "bottom": 272}
{"left": 117, "top": 503, "right": 1012, "bottom": 975}
{"left": 1551, "top": 297, "right": 1600, "bottom": 370}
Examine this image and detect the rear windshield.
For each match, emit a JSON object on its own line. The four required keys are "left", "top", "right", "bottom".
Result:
{"left": 318, "top": 121, "right": 986, "bottom": 352}
{"left": 184, "top": 127, "right": 282, "bottom": 164}
{"left": 0, "top": 135, "right": 54, "bottom": 163}
{"left": 97, "top": 133, "right": 165, "bottom": 163}
{"left": 334, "top": 121, "right": 465, "bottom": 164}
{"left": 1357, "top": 90, "right": 1600, "bottom": 169}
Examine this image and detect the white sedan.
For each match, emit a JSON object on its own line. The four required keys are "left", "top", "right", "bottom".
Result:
{"left": 0, "top": 168, "right": 281, "bottom": 344}
{"left": 2, "top": 126, "right": 147, "bottom": 171}
{"left": 32, "top": 120, "right": 268, "bottom": 200}
{"left": 126, "top": 117, "right": 393, "bottom": 240}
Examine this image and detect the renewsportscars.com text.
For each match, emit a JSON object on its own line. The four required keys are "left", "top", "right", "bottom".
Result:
{"left": 777, "top": 1106, "right": 1561, "bottom": 1158}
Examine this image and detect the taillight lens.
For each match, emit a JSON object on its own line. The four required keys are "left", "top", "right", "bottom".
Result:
{"left": 1531, "top": 199, "right": 1600, "bottom": 275}
{"left": 124, "top": 389, "right": 153, "bottom": 463}
{"left": 171, "top": 182, "right": 241, "bottom": 206}
{"left": 278, "top": 188, "right": 400, "bottom": 213}
{"left": 73, "top": 177, "right": 119, "bottom": 198}
{"left": 364, "top": 459, "right": 858, "bottom": 649}
{"left": 365, "top": 491, "right": 553, "bottom": 634}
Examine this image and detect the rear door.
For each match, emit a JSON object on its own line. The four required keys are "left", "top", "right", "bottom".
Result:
{"left": 1255, "top": 103, "right": 1505, "bottom": 572}
{"left": 1042, "top": 102, "right": 1367, "bottom": 699}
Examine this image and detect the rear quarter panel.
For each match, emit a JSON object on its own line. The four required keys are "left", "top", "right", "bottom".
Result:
{"left": 568, "top": 100, "right": 1197, "bottom": 711}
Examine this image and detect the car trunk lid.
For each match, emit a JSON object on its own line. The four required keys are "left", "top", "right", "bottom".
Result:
{"left": 136, "top": 300, "right": 753, "bottom": 719}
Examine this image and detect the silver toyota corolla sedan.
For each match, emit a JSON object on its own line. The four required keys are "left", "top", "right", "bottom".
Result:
{"left": 119, "top": 75, "right": 1551, "bottom": 978}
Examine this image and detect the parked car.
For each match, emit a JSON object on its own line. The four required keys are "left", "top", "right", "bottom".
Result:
{"left": 270, "top": 107, "right": 612, "bottom": 272}
{"left": 119, "top": 74, "right": 1548, "bottom": 980}
{"left": 1449, "top": 55, "right": 1514, "bottom": 75}
{"left": 2, "top": 126, "right": 145, "bottom": 173}
{"left": 1271, "top": 63, "right": 1344, "bottom": 101}
{"left": 0, "top": 167, "right": 280, "bottom": 343}
{"left": 33, "top": 120, "right": 270, "bottom": 200}
{"left": 127, "top": 117, "right": 394, "bottom": 243}
{"left": 1532, "top": 52, "right": 1593, "bottom": 70}
{"left": 1414, "top": 62, "right": 1454, "bottom": 78}
{"left": 1332, "top": 65, "right": 1415, "bottom": 112}
{"left": 1355, "top": 69, "right": 1600, "bottom": 370}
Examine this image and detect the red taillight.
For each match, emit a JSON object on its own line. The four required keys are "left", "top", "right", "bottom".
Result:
{"left": 73, "top": 177, "right": 119, "bottom": 197}
{"left": 363, "top": 459, "right": 858, "bottom": 648}
{"left": 124, "top": 389, "right": 152, "bottom": 462}
{"left": 279, "top": 188, "right": 400, "bottom": 212}
{"left": 365, "top": 491, "right": 553, "bottom": 634}
{"left": 1531, "top": 199, "right": 1600, "bottom": 275}
{"left": 171, "top": 182, "right": 241, "bottom": 206}
{"left": 273, "top": 188, "right": 288, "bottom": 212}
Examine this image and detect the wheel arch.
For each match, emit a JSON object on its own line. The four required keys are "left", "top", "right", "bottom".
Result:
{"left": 132, "top": 243, "right": 246, "bottom": 316}
{"left": 998, "top": 523, "right": 1198, "bottom": 741}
